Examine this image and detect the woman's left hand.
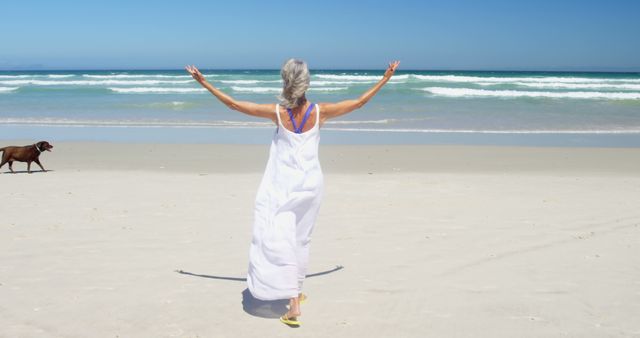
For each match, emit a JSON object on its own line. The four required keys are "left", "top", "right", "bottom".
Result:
{"left": 186, "top": 65, "right": 206, "bottom": 83}
{"left": 384, "top": 61, "right": 400, "bottom": 79}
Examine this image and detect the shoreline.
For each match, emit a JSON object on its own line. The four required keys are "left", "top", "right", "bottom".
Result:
{"left": 1, "top": 141, "right": 639, "bottom": 174}
{"left": 3, "top": 125, "right": 640, "bottom": 148}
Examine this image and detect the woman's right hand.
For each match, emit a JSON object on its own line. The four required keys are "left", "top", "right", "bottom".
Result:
{"left": 384, "top": 61, "right": 400, "bottom": 79}
{"left": 185, "top": 65, "right": 207, "bottom": 84}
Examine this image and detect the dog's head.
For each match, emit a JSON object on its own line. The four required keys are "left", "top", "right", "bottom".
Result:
{"left": 36, "top": 141, "right": 53, "bottom": 152}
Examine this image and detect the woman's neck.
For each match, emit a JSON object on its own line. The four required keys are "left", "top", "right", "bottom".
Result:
{"left": 291, "top": 97, "right": 308, "bottom": 114}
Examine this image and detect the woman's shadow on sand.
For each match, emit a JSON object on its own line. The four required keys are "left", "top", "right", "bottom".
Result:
{"left": 176, "top": 265, "right": 344, "bottom": 318}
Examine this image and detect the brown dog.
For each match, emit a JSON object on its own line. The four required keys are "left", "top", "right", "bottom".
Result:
{"left": 0, "top": 141, "right": 53, "bottom": 174}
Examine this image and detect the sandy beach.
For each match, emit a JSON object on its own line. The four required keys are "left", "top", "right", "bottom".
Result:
{"left": 2, "top": 142, "right": 640, "bottom": 337}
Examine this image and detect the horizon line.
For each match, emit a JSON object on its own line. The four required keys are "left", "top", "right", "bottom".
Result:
{"left": 1, "top": 67, "right": 639, "bottom": 74}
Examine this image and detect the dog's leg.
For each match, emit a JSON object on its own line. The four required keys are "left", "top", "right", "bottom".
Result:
{"left": 34, "top": 158, "right": 46, "bottom": 172}
{"left": 8, "top": 161, "right": 15, "bottom": 173}
{"left": 0, "top": 158, "right": 6, "bottom": 171}
{"left": 27, "top": 161, "right": 32, "bottom": 174}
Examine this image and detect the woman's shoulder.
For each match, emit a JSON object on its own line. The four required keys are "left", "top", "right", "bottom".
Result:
{"left": 316, "top": 102, "right": 333, "bottom": 110}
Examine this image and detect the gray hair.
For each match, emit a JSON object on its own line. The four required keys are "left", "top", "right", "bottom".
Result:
{"left": 278, "top": 58, "right": 310, "bottom": 109}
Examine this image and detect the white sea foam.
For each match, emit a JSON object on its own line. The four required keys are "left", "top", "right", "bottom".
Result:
{"left": 231, "top": 86, "right": 281, "bottom": 93}
{"left": 0, "top": 79, "right": 193, "bottom": 86}
{"left": 325, "top": 119, "right": 392, "bottom": 125}
{"left": 0, "top": 78, "right": 394, "bottom": 87}
{"left": 315, "top": 74, "right": 408, "bottom": 81}
{"left": 491, "top": 82, "right": 640, "bottom": 91}
{"left": 0, "top": 75, "right": 33, "bottom": 79}
{"left": 231, "top": 86, "right": 348, "bottom": 93}
{"left": 2, "top": 117, "right": 639, "bottom": 135}
{"left": 420, "top": 87, "right": 640, "bottom": 100}
{"left": 0, "top": 118, "right": 376, "bottom": 127}
{"left": 0, "top": 87, "right": 18, "bottom": 92}
{"left": 390, "top": 75, "right": 410, "bottom": 80}
{"left": 0, "top": 117, "right": 413, "bottom": 127}
{"left": 313, "top": 80, "right": 405, "bottom": 86}
{"left": 312, "top": 80, "right": 376, "bottom": 85}
{"left": 220, "top": 80, "right": 281, "bottom": 84}
{"left": 223, "top": 79, "right": 404, "bottom": 86}
{"left": 109, "top": 87, "right": 205, "bottom": 93}
{"left": 322, "top": 127, "right": 640, "bottom": 134}
{"left": 314, "top": 74, "right": 409, "bottom": 82}
{"left": 83, "top": 74, "right": 195, "bottom": 79}
{"left": 0, "top": 80, "right": 49, "bottom": 85}
{"left": 0, "top": 74, "right": 75, "bottom": 79}
{"left": 412, "top": 74, "right": 640, "bottom": 84}
{"left": 0, "top": 118, "right": 275, "bottom": 128}
{"left": 315, "top": 74, "right": 381, "bottom": 81}
{"left": 310, "top": 87, "right": 348, "bottom": 92}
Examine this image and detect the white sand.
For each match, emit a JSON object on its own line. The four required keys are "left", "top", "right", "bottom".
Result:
{"left": 1, "top": 142, "right": 640, "bottom": 337}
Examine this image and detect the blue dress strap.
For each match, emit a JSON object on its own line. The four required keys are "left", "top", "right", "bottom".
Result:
{"left": 286, "top": 108, "right": 298, "bottom": 132}
{"left": 286, "top": 103, "right": 315, "bottom": 133}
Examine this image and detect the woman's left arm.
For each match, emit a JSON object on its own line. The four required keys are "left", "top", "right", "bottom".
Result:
{"left": 319, "top": 61, "right": 400, "bottom": 123}
{"left": 186, "top": 65, "right": 276, "bottom": 122}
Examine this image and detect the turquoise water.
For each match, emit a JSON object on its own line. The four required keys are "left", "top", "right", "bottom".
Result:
{"left": 1, "top": 69, "right": 640, "bottom": 146}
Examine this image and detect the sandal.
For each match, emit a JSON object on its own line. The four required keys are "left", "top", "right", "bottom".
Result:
{"left": 280, "top": 313, "right": 301, "bottom": 328}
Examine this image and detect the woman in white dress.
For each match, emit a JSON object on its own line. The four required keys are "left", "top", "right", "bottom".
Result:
{"left": 186, "top": 59, "right": 400, "bottom": 327}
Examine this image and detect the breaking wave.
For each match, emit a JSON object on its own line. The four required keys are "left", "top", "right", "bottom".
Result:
{"left": 108, "top": 87, "right": 205, "bottom": 93}
{"left": 0, "top": 79, "right": 193, "bottom": 86}
{"left": 83, "top": 74, "right": 195, "bottom": 79}
{"left": 420, "top": 87, "right": 640, "bottom": 100}
{"left": 412, "top": 74, "right": 640, "bottom": 84}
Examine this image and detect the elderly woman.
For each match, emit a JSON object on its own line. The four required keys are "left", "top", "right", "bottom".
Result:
{"left": 186, "top": 59, "right": 400, "bottom": 327}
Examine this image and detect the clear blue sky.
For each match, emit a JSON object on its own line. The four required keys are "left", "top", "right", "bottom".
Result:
{"left": 1, "top": 0, "right": 639, "bottom": 71}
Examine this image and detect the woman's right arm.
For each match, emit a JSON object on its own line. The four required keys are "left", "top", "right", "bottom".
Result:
{"left": 186, "top": 65, "right": 276, "bottom": 123}
{"left": 319, "top": 61, "right": 400, "bottom": 124}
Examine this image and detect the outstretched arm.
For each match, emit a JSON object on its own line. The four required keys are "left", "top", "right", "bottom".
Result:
{"left": 186, "top": 65, "right": 276, "bottom": 122}
{"left": 319, "top": 61, "right": 400, "bottom": 123}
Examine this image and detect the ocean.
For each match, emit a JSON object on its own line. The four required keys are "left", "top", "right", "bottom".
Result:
{"left": 1, "top": 69, "right": 640, "bottom": 146}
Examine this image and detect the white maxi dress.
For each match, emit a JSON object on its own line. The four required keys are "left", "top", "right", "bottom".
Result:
{"left": 247, "top": 103, "right": 324, "bottom": 301}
